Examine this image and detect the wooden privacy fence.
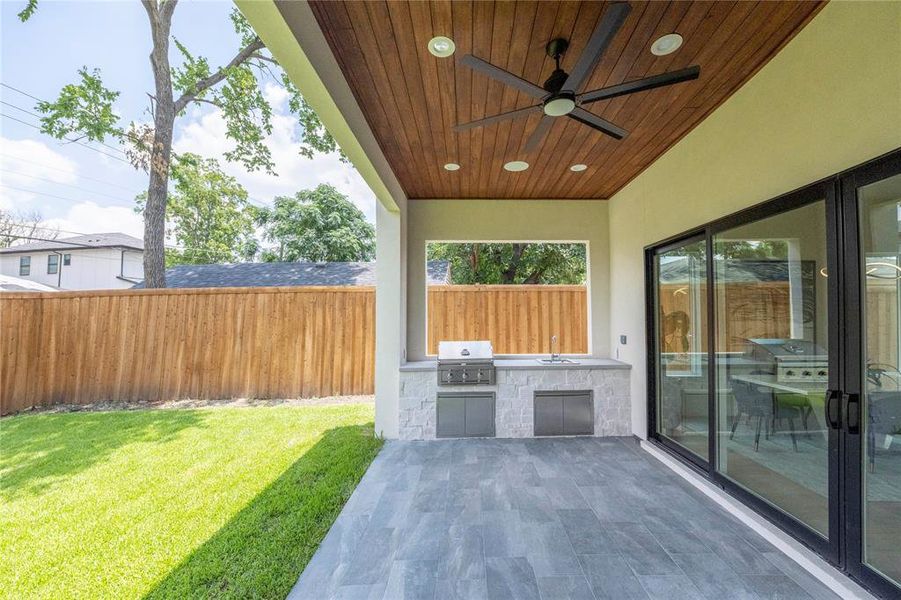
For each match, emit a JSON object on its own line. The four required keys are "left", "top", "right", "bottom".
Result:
{"left": 1, "top": 283, "right": 590, "bottom": 414}
{"left": 427, "top": 285, "right": 589, "bottom": 355}
{"left": 1, "top": 286, "right": 375, "bottom": 415}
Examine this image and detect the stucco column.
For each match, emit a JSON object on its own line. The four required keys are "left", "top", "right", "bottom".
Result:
{"left": 375, "top": 201, "right": 404, "bottom": 438}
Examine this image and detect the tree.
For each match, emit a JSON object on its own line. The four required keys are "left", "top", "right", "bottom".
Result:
{"left": 0, "top": 209, "right": 58, "bottom": 248}
{"left": 18, "top": 1, "right": 339, "bottom": 287}
{"left": 258, "top": 184, "right": 374, "bottom": 262}
{"left": 135, "top": 153, "right": 258, "bottom": 266}
{"left": 427, "top": 243, "right": 586, "bottom": 285}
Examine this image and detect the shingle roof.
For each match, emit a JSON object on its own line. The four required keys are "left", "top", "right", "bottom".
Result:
{"left": 659, "top": 257, "right": 808, "bottom": 284}
{"left": 0, "top": 232, "right": 144, "bottom": 254}
{"left": 133, "top": 260, "right": 451, "bottom": 289}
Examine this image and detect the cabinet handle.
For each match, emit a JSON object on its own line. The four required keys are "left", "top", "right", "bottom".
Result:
{"left": 825, "top": 389, "right": 842, "bottom": 430}
{"left": 844, "top": 392, "right": 861, "bottom": 434}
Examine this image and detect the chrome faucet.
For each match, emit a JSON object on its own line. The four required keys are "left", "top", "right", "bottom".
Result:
{"left": 550, "top": 335, "right": 559, "bottom": 361}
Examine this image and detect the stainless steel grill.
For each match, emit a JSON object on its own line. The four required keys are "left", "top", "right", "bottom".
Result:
{"left": 437, "top": 341, "right": 495, "bottom": 386}
{"left": 745, "top": 338, "right": 828, "bottom": 383}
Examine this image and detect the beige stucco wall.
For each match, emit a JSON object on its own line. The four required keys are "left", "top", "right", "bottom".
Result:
{"left": 608, "top": 0, "right": 901, "bottom": 438}
{"left": 406, "top": 200, "right": 610, "bottom": 362}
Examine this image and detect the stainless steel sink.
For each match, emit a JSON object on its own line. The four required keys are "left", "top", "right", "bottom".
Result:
{"left": 535, "top": 358, "right": 580, "bottom": 365}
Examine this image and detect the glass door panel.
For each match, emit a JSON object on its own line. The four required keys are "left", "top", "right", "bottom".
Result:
{"left": 714, "top": 200, "right": 832, "bottom": 537}
{"left": 654, "top": 239, "right": 710, "bottom": 460}
{"left": 857, "top": 172, "right": 901, "bottom": 589}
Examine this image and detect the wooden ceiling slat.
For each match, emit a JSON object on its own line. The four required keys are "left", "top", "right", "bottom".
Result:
{"left": 305, "top": 1, "right": 824, "bottom": 200}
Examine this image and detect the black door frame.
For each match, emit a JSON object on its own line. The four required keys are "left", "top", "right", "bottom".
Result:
{"left": 839, "top": 149, "right": 901, "bottom": 599}
{"left": 645, "top": 148, "right": 901, "bottom": 598}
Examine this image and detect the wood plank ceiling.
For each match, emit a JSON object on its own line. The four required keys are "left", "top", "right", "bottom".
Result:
{"left": 302, "top": 1, "right": 824, "bottom": 200}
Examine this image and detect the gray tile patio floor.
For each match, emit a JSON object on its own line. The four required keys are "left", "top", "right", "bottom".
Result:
{"left": 288, "top": 437, "right": 842, "bottom": 600}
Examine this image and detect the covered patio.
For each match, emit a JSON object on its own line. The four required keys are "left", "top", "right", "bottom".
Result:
{"left": 290, "top": 437, "right": 839, "bottom": 600}
{"left": 240, "top": 0, "right": 900, "bottom": 597}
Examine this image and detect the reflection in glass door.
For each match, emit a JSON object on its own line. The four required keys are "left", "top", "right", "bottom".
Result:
{"left": 857, "top": 172, "right": 901, "bottom": 590}
{"left": 654, "top": 238, "right": 709, "bottom": 461}
{"left": 714, "top": 200, "right": 832, "bottom": 538}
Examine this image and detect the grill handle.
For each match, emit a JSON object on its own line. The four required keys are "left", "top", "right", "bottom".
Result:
{"left": 825, "top": 389, "right": 842, "bottom": 430}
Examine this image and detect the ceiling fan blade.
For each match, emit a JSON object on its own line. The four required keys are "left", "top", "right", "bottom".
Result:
{"left": 460, "top": 55, "right": 547, "bottom": 99}
{"left": 579, "top": 66, "right": 701, "bottom": 105}
{"left": 568, "top": 107, "right": 627, "bottom": 140}
{"left": 562, "top": 2, "right": 631, "bottom": 93}
{"left": 523, "top": 115, "right": 554, "bottom": 153}
{"left": 454, "top": 105, "right": 542, "bottom": 132}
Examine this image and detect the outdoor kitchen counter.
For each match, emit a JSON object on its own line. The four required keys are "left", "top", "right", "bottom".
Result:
{"left": 397, "top": 359, "right": 631, "bottom": 440}
{"left": 399, "top": 358, "right": 631, "bottom": 371}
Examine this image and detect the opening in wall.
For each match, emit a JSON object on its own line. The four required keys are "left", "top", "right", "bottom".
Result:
{"left": 425, "top": 241, "right": 589, "bottom": 356}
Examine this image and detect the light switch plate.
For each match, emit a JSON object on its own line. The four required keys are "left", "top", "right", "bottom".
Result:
{"left": 620, "top": 335, "right": 627, "bottom": 345}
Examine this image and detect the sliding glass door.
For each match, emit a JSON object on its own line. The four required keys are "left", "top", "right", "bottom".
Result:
{"left": 712, "top": 196, "right": 837, "bottom": 550}
{"left": 647, "top": 150, "right": 901, "bottom": 597}
{"left": 651, "top": 236, "right": 710, "bottom": 462}
{"left": 844, "top": 152, "right": 901, "bottom": 597}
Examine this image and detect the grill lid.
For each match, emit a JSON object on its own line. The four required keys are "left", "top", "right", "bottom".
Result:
{"left": 438, "top": 340, "right": 494, "bottom": 364}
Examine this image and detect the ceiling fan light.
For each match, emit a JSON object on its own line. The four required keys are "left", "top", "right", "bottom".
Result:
{"left": 503, "top": 161, "right": 529, "bottom": 172}
{"left": 427, "top": 36, "right": 455, "bottom": 58}
{"left": 651, "top": 33, "right": 683, "bottom": 56}
{"left": 543, "top": 96, "right": 576, "bottom": 117}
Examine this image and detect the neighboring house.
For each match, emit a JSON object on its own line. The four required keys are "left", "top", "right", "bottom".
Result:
{"left": 0, "top": 233, "right": 144, "bottom": 290}
{"left": 0, "top": 274, "right": 58, "bottom": 292}
{"left": 132, "top": 260, "right": 451, "bottom": 288}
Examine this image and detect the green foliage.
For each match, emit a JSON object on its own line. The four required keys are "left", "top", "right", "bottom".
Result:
{"left": 1, "top": 404, "right": 381, "bottom": 599}
{"left": 217, "top": 64, "right": 275, "bottom": 173}
{"left": 281, "top": 74, "right": 342, "bottom": 160}
{"left": 135, "top": 153, "right": 259, "bottom": 265}
{"left": 171, "top": 38, "right": 212, "bottom": 99}
{"left": 16, "top": 0, "right": 37, "bottom": 22}
{"left": 36, "top": 67, "right": 122, "bottom": 143}
{"left": 427, "top": 242, "right": 587, "bottom": 285}
{"left": 258, "top": 184, "right": 375, "bottom": 262}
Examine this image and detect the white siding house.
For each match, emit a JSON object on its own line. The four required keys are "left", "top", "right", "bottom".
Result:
{"left": 0, "top": 233, "right": 143, "bottom": 290}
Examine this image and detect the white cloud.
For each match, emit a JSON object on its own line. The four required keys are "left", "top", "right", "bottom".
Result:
{"left": 0, "top": 137, "right": 80, "bottom": 209}
{"left": 44, "top": 201, "right": 144, "bottom": 239}
{"left": 173, "top": 101, "right": 377, "bottom": 223}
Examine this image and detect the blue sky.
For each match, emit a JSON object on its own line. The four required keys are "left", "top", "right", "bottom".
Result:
{"left": 0, "top": 0, "right": 376, "bottom": 242}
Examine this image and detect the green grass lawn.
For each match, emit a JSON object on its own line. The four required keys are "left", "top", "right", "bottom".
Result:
{"left": 0, "top": 404, "right": 382, "bottom": 600}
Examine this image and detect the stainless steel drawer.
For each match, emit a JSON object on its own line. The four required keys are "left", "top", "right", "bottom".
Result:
{"left": 534, "top": 391, "right": 594, "bottom": 436}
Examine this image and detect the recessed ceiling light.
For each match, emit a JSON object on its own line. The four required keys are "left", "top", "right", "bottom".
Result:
{"left": 428, "top": 36, "right": 455, "bottom": 58}
{"left": 651, "top": 33, "right": 683, "bottom": 56}
{"left": 503, "top": 161, "right": 529, "bottom": 172}
{"left": 444, "top": 163, "right": 460, "bottom": 171}
{"left": 570, "top": 164, "right": 588, "bottom": 172}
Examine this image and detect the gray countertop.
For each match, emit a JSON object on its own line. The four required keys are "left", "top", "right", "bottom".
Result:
{"left": 399, "top": 358, "right": 631, "bottom": 372}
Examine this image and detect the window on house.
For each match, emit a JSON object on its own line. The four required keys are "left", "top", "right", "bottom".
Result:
{"left": 425, "top": 242, "right": 589, "bottom": 355}
{"left": 48, "top": 254, "right": 59, "bottom": 275}
{"left": 19, "top": 256, "right": 30, "bottom": 276}
{"left": 63, "top": 254, "right": 71, "bottom": 266}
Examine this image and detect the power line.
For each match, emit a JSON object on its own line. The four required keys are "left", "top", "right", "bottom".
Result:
{"left": 0, "top": 113, "right": 131, "bottom": 164}
{"left": 0, "top": 99, "right": 129, "bottom": 158}
{"left": 0, "top": 168, "right": 135, "bottom": 203}
{"left": 0, "top": 153, "right": 136, "bottom": 192}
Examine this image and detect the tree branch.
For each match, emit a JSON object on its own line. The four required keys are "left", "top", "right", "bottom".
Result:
{"left": 250, "top": 53, "right": 277, "bottom": 65}
{"left": 191, "top": 97, "right": 225, "bottom": 110}
{"left": 173, "top": 37, "right": 264, "bottom": 113}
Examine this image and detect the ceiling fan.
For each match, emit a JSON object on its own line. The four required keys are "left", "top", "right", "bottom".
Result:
{"left": 453, "top": 2, "right": 701, "bottom": 153}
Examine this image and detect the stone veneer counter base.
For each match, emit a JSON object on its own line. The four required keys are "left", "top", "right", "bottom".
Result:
{"left": 398, "top": 359, "right": 631, "bottom": 440}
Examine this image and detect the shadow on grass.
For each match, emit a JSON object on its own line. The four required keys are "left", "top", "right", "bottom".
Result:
{"left": 0, "top": 410, "right": 206, "bottom": 501}
{"left": 144, "top": 422, "right": 383, "bottom": 600}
